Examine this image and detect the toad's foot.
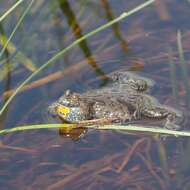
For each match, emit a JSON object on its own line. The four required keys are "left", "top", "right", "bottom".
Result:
{"left": 110, "top": 71, "right": 155, "bottom": 92}
{"left": 164, "top": 112, "right": 183, "bottom": 130}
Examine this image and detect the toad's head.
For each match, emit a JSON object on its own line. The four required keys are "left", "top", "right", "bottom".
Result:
{"left": 48, "top": 90, "right": 87, "bottom": 123}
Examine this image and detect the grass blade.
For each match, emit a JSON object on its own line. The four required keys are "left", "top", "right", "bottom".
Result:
{"left": 0, "top": 0, "right": 35, "bottom": 59}
{"left": 0, "top": 123, "right": 190, "bottom": 137}
{"left": 168, "top": 48, "right": 179, "bottom": 106}
{"left": 0, "top": 36, "right": 37, "bottom": 72}
{"left": 0, "top": 0, "right": 24, "bottom": 22}
{"left": 177, "top": 30, "right": 190, "bottom": 107}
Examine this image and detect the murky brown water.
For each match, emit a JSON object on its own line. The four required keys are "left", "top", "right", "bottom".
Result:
{"left": 1, "top": 0, "right": 190, "bottom": 189}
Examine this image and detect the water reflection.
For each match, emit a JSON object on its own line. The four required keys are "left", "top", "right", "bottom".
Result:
{"left": 101, "top": 0, "right": 129, "bottom": 52}
{"left": 59, "top": 127, "right": 87, "bottom": 141}
{"left": 59, "top": 0, "right": 109, "bottom": 84}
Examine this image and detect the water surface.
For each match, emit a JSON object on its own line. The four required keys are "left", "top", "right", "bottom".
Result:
{"left": 0, "top": 0, "right": 190, "bottom": 189}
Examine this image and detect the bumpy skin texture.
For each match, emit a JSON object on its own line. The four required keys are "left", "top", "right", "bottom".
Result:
{"left": 48, "top": 71, "right": 183, "bottom": 130}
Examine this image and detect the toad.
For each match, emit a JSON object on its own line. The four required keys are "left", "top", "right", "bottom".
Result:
{"left": 48, "top": 71, "right": 183, "bottom": 130}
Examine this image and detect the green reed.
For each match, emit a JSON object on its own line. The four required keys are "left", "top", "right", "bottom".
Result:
{"left": 0, "top": 0, "right": 24, "bottom": 22}
{"left": 177, "top": 30, "right": 190, "bottom": 107}
{"left": 0, "top": 123, "right": 190, "bottom": 137}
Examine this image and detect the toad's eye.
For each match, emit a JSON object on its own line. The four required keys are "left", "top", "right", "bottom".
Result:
{"left": 56, "top": 105, "right": 71, "bottom": 116}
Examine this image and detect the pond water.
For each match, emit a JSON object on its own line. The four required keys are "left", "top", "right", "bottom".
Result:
{"left": 1, "top": 0, "right": 190, "bottom": 189}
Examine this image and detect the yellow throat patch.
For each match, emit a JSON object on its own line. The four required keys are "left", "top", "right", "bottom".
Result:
{"left": 56, "top": 105, "right": 71, "bottom": 116}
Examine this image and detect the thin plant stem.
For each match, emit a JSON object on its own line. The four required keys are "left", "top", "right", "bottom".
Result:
{"left": 0, "top": 0, "right": 35, "bottom": 59}
{"left": 0, "top": 0, "right": 24, "bottom": 22}
{"left": 0, "top": 123, "right": 190, "bottom": 137}
{"left": 177, "top": 30, "right": 190, "bottom": 107}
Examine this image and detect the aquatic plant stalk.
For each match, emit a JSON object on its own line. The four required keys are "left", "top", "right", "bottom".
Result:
{"left": 0, "top": 0, "right": 35, "bottom": 60}
{"left": 168, "top": 48, "right": 179, "bottom": 106}
{"left": 177, "top": 30, "right": 190, "bottom": 107}
{"left": 0, "top": 36, "right": 36, "bottom": 72}
{"left": 0, "top": 123, "right": 190, "bottom": 137}
{"left": 0, "top": 0, "right": 24, "bottom": 22}
{"left": 0, "top": 0, "right": 155, "bottom": 116}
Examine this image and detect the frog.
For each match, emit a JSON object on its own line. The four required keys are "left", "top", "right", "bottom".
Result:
{"left": 48, "top": 71, "right": 183, "bottom": 130}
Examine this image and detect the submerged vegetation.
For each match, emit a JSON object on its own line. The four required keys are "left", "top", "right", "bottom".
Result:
{"left": 1, "top": 0, "right": 190, "bottom": 189}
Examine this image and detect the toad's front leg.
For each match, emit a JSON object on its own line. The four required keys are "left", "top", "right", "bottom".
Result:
{"left": 164, "top": 111, "right": 184, "bottom": 130}
{"left": 109, "top": 71, "right": 150, "bottom": 92}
